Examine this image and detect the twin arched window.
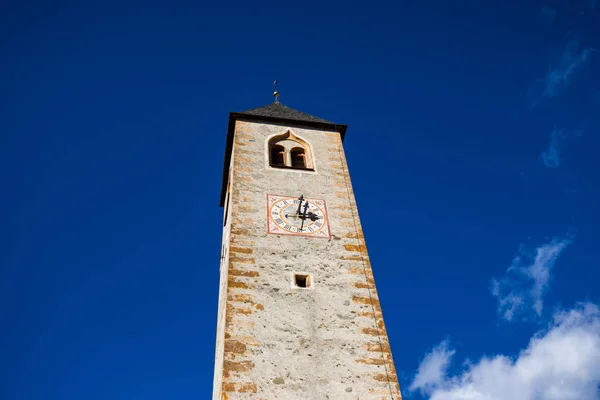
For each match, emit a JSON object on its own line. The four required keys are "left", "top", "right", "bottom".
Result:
{"left": 290, "top": 148, "right": 306, "bottom": 168}
{"left": 270, "top": 145, "right": 286, "bottom": 166}
{"left": 268, "top": 131, "right": 313, "bottom": 170}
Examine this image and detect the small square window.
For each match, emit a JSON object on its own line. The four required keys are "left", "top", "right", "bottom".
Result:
{"left": 294, "top": 274, "right": 311, "bottom": 289}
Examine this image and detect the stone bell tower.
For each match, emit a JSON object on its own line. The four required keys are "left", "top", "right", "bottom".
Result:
{"left": 213, "top": 93, "right": 402, "bottom": 400}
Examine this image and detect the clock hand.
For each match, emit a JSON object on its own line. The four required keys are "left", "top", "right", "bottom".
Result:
{"left": 299, "top": 202, "right": 309, "bottom": 232}
{"left": 296, "top": 195, "right": 304, "bottom": 216}
{"left": 305, "top": 212, "right": 320, "bottom": 221}
{"left": 296, "top": 202, "right": 309, "bottom": 219}
{"left": 285, "top": 212, "right": 320, "bottom": 222}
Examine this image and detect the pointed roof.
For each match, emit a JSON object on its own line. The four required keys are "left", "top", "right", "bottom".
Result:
{"left": 237, "top": 102, "right": 333, "bottom": 124}
{"left": 220, "top": 101, "right": 348, "bottom": 206}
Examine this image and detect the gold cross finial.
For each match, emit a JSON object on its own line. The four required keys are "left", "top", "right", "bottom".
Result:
{"left": 273, "top": 80, "right": 280, "bottom": 103}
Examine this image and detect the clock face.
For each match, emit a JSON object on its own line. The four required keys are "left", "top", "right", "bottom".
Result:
{"left": 267, "top": 194, "right": 330, "bottom": 238}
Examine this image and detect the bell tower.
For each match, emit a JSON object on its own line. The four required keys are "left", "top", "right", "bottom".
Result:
{"left": 213, "top": 95, "right": 402, "bottom": 399}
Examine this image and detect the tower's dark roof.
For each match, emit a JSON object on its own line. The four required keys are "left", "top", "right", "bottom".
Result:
{"left": 220, "top": 101, "right": 348, "bottom": 206}
{"left": 238, "top": 102, "right": 333, "bottom": 124}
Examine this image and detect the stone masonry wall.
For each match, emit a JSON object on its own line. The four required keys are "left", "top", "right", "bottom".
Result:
{"left": 212, "top": 163, "right": 234, "bottom": 400}
{"left": 214, "top": 119, "right": 402, "bottom": 400}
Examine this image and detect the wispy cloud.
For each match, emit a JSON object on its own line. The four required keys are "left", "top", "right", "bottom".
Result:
{"left": 544, "top": 42, "right": 595, "bottom": 98}
{"left": 528, "top": 40, "right": 596, "bottom": 107}
{"left": 409, "top": 340, "right": 455, "bottom": 394}
{"left": 409, "top": 302, "right": 600, "bottom": 400}
{"left": 541, "top": 127, "right": 567, "bottom": 168}
{"left": 491, "top": 236, "right": 573, "bottom": 321}
{"left": 540, "top": 7, "right": 557, "bottom": 24}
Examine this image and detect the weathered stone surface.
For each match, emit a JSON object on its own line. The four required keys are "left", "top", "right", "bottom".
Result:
{"left": 213, "top": 119, "right": 402, "bottom": 399}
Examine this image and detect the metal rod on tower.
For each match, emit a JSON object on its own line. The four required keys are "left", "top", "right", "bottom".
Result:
{"left": 273, "top": 80, "right": 280, "bottom": 103}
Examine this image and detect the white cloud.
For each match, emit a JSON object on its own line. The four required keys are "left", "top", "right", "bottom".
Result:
{"left": 490, "top": 280, "right": 524, "bottom": 321}
{"left": 543, "top": 41, "right": 595, "bottom": 98}
{"left": 541, "top": 128, "right": 567, "bottom": 168}
{"left": 491, "top": 237, "right": 572, "bottom": 321}
{"left": 528, "top": 40, "right": 596, "bottom": 107}
{"left": 409, "top": 341, "right": 455, "bottom": 393}
{"left": 410, "top": 302, "right": 600, "bottom": 400}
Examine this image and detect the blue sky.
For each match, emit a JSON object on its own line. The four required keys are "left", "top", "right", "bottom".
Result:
{"left": 2, "top": 1, "right": 600, "bottom": 399}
